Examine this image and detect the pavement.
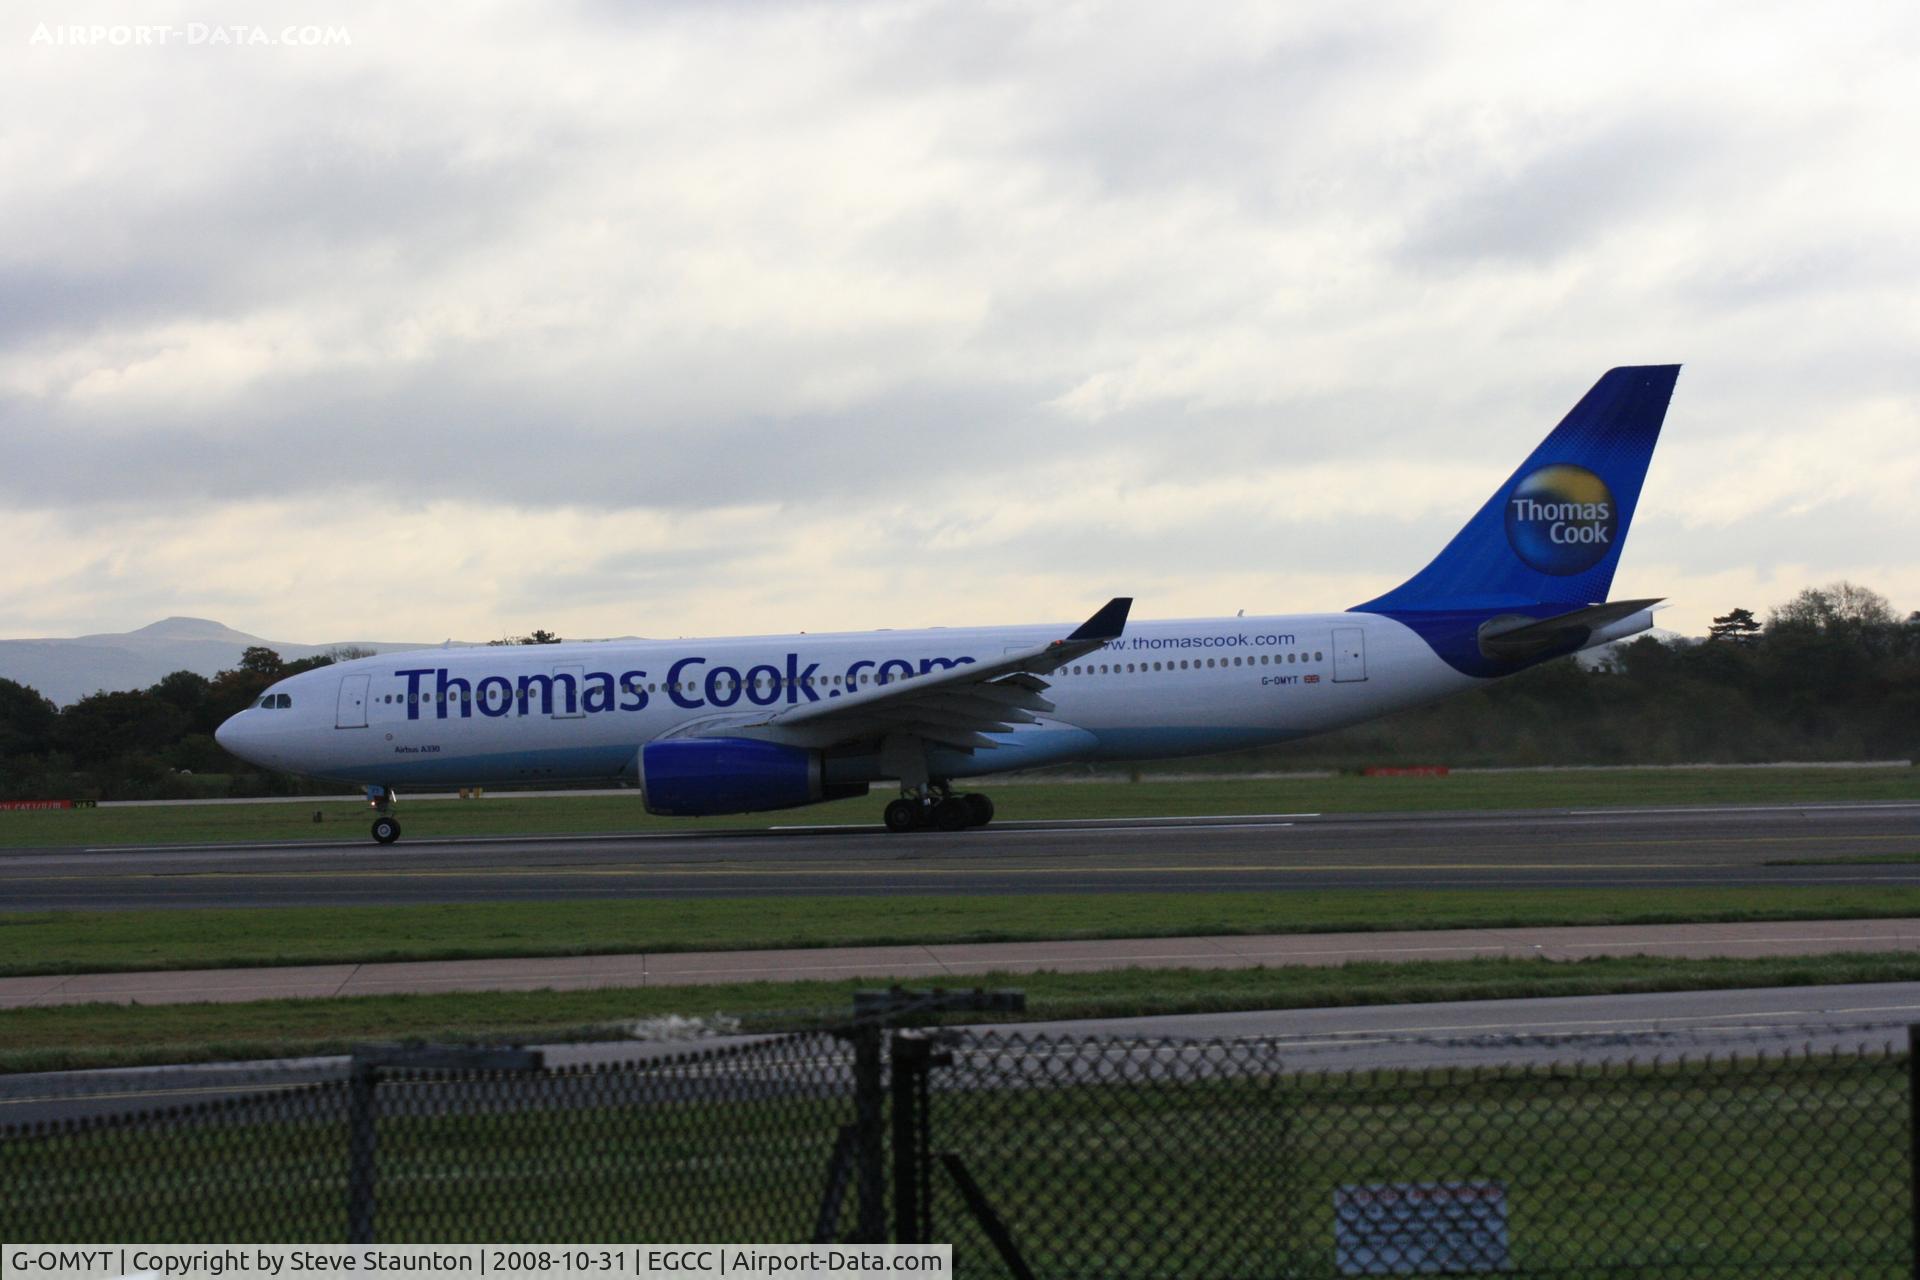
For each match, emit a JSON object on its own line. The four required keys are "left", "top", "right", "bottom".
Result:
{"left": 6, "top": 917, "right": 1919, "bottom": 1009}
{"left": 5, "top": 800, "right": 1919, "bottom": 908}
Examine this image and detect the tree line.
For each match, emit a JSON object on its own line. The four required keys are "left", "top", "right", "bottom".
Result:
{"left": 0, "top": 633, "right": 552, "bottom": 802}
{"left": 1238, "top": 582, "right": 1920, "bottom": 771}
{"left": 1, "top": 587, "right": 1915, "bottom": 801}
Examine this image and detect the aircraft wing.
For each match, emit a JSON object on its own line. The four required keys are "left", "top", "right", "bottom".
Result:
{"left": 730, "top": 598, "right": 1131, "bottom": 752}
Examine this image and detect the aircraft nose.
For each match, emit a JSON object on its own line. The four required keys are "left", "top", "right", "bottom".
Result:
{"left": 214, "top": 713, "right": 243, "bottom": 755}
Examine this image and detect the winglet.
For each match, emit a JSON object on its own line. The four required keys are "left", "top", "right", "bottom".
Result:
{"left": 1067, "top": 597, "right": 1132, "bottom": 643}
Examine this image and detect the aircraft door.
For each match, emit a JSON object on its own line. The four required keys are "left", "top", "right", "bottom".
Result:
{"left": 335, "top": 674, "right": 370, "bottom": 728}
{"left": 553, "top": 664, "right": 586, "bottom": 718}
{"left": 1332, "top": 627, "right": 1368, "bottom": 683}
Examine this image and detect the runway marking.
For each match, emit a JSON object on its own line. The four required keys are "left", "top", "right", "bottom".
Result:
{"left": 7, "top": 862, "right": 1750, "bottom": 884}
{"left": 0, "top": 1081, "right": 317, "bottom": 1108}
{"left": 1568, "top": 802, "right": 1920, "bottom": 816}
{"left": 769, "top": 813, "right": 1323, "bottom": 830}
{"left": 1274, "top": 1005, "right": 1920, "bottom": 1038}
{"left": 63, "top": 829, "right": 1920, "bottom": 861}
{"left": 68, "top": 814, "right": 1327, "bottom": 855}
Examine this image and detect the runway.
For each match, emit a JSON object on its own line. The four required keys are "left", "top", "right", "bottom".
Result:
{"left": 3, "top": 800, "right": 1918, "bottom": 910}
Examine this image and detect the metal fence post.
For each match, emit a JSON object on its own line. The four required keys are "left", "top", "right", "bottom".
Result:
{"left": 892, "top": 1033, "right": 936, "bottom": 1245}
{"left": 346, "top": 1059, "right": 378, "bottom": 1244}
{"left": 345, "top": 1044, "right": 543, "bottom": 1245}
{"left": 1910, "top": 1024, "right": 1918, "bottom": 1280}
{"left": 850, "top": 1025, "right": 888, "bottom": 1244}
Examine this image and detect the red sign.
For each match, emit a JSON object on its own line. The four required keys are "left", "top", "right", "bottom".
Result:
{"left": 0, "top": 799, "right": 74, "bottom": 811}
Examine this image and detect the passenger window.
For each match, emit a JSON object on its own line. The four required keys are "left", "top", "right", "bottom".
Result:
{"left": 1315, "top": 650, "right": 1324, "bottom": 661}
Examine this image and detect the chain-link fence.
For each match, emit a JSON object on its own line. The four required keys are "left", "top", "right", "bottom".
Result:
{"left": 2, "top": 1032, "right": 868, "bottom": 1244}
{"left": 2, "top": 1017, "right": 1915, "bottom": 1278}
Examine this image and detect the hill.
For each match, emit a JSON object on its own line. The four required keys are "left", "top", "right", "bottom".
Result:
{"left": 0, "top": 617, "right": 435, "bottom": 707}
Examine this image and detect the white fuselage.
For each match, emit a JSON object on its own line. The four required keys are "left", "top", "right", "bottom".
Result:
{"left": 217, "top": 611, "right": 1478, "bottom": 792}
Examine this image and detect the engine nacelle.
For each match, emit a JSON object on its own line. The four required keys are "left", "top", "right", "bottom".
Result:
{"left": 639, "top": 737, "right": 867, "bottom": 816}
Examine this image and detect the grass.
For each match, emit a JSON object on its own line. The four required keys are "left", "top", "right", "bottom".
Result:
{"left": 950, "top": 1056, "right": 1907, "bottom": 1276}
{"left": 3, "top": 765, "right": 1916, "bottom": 850}
{"left": 7, "top": 1051, "right": 1903, "bottom": 1272}
{"left": 7, "top": 886, "right": 1920, "bottom": 977}
{"left": 6, "top": 950, "right": 1920, "bottom": 1074}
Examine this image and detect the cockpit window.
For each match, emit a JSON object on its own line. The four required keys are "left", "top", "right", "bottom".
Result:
{"left": 257, "top": 693, "right": 293, "bottom": 710}
{"left": 275, "top": 694, "right": 292, "bottom": 709}
{"left": 256, "top": 695, "right": 272, "bottom": 709}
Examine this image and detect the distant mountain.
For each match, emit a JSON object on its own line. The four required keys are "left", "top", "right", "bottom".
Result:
{"left": 0, "top": 617, "right": 439, "bottom": 706}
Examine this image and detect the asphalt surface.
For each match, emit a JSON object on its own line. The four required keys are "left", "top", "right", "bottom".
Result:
{"left": 3, "top": 800, "right": 1918, "bottom": 909}
{"left": 6, "top": 983, "right": 1912, "bottom": 1126}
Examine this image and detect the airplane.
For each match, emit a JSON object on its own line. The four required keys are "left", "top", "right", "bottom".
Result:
{"left": 216, "top": 365, "right": 1680, "bottom": 844}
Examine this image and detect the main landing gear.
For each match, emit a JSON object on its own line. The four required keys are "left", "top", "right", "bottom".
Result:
{"left": 884, "top": 786, "right": 994, "bottom": 833}
{"left": 367, "top": 786, "right": 402, "bottom": 845}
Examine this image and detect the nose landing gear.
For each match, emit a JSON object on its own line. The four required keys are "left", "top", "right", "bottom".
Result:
{"left": 883, "top": 785, "right": 994, "bottom": 833}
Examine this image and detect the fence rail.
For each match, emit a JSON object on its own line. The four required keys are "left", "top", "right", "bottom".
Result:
{"left": 2, "top": 1018, "right": 1915, "bottom": 1277}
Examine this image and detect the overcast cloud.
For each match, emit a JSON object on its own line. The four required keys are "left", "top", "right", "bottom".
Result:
{"left": 2, "top": 0, "right": 1917, "bottom": 643}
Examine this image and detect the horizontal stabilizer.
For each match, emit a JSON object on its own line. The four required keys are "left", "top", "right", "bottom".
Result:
{"left": 1477, "top": 598, "right": 1662, "bottom": 662}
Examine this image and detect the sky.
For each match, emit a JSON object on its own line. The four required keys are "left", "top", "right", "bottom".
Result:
{"left": 3, "top": 1, "right": 1917, "bottom": 644}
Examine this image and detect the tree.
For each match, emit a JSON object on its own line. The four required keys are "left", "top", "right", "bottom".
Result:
{"left": 1707, "top": 607, "right": 1761, "bottom": 644}
{"left": 0, "top": 678, "right": 58, "bottom": 760}
{"left": 488, "top": 630, "right": 563, "bottom": 645}
{"left": 237, "top": 646, "right": 285, "bottom": 677}
{"left": 149, "top": 669, "right": 211, "bottom": 714}
{"left": 1769, "top": 582, "right": 1895, "bottom": 632}
{"left": 53, "top": 690, "right": 187, "bottom": 767}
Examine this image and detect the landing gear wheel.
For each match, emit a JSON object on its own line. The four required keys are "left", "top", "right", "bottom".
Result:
{"left": 933, "top": 796, "right": 973, "bottom": 832}
{"left": 371, "top": 815, "right": 401, "bottom": 845}
{"left": 963, "top": 793, "right": 995, "bottom": 827}
{"left": 884, "top": 798, "right": 922, "bottom": 833}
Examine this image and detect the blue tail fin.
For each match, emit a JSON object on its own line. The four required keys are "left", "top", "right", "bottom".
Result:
{"left": 1356, "top": 365, "right": 1679, "bottom": 613}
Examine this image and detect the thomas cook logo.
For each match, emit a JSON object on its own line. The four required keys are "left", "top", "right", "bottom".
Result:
{"left": 1504, "top": 464, "right": 1616, "bottom": 575}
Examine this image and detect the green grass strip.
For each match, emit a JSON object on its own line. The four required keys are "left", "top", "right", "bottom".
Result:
{"left": 8, "top": 886, "right": 1920, "bottom": 976}
{"left": 3, "top": 765, "right": 1915, "bottom": 849}
{"left": 7, "top": 951, "right": 1920, "bottom": 1073}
